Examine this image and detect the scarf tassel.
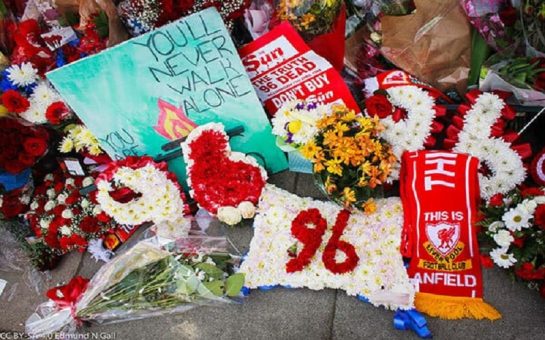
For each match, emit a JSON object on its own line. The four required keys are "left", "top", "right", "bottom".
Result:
{"left": 415, "top": 292, "right": 501, "bottom": 321}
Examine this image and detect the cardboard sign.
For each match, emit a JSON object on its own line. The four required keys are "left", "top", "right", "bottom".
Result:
{"left": 47, "top": 8, "right": 287, "bottom": 187}
{"left": 239, "top": 22, "right": 360, "bottom": 115}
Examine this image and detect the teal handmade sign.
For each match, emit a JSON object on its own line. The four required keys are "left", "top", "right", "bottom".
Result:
{"left": 47, "top": 7, "right": 287, "bottom": 185}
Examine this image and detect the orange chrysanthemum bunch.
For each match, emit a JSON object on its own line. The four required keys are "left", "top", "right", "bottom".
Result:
{"left": 301, "top": 104, "right": 397, "bottom": 213}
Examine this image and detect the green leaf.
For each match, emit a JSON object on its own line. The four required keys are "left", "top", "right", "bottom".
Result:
{"left": 61, "top": 12, "right": 80, "bottom": 27}
{"left": 225, "top": 273, "right": 245, "bottom": 297}
{"left": 469, "top": 28, "right": 490, "bottom": 87}
{"left": 203, "top": 280, "right": 225, "bottom": 296}
{"left": 94, "top": 11, "right": 109, "bottom": 39}
{"left": 195, "top": 263, "right": 224, "bottom": 280}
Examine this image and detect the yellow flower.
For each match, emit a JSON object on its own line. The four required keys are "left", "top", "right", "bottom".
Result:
{"left": 334, "top": 122, "right": 350, "bottom": 135}
{"left": 362, "top": 198, "right": 377, "bottom": 215}
{"left": 324, "top": 176, "right": 337, "bottom": 194}
{"left": 59, "top": 136, "right": 74, "bottom": 153}
{"left": 301, "top": 140, "right": 321, "bottom": 160}
{"left": 332, "top": 137, "right": 359, "bottom": 166}
{"left": 88, "top": 144, "right": 103, "bottom": 156}
{"left": 341, "top": 109, "right": 357, "bottom": 122}
{"left": 314, "top": 161, "right": 325, "bottom": 173}
{"left": 288, "top": 120, "right": 303, "bottom": 134}
{"left": 300, "top": 13, "right": 316, "bottom": 29}
{"left": 0, "top": 105, "right": 8, "bottom": 117}
{"left": 343, "top": 187, "right": 356, "bottom": 206}
{"left": 322, "top": 129, "right": 339, "bottom": 147}
{"left": 325, "top": 157, "right": 343, "bottom": 176}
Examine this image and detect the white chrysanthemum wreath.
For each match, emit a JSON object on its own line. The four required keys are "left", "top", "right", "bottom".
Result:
{"left": 95, "top": 156, "right": 189, "bottom": 230}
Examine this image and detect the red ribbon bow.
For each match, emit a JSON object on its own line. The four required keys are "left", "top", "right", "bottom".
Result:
{"left": 46, "top": 276, "right": 89, "bottom": 321}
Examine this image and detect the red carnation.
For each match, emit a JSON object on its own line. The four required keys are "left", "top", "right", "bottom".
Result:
{"left": 97, "top": 211, "right": 112, "bottom": 223}
{"left": 515, "top": 262, "right": 545, "bottom": 281}
{"left": 45, "top": 101, "right": 70, "bottom": 125}
{"left": 65, "top": 191, "right": 81, "bottom": 205}
{"left": 23, "top": 137, "right": 47, "bottom": 157}
{"left": 534, "top": 205, "right": 545, "bottom": 229}
{"left": 80, "top": 216, "right": 101, "bottom": 234}
{"left": 1, "top": 90, "right": 30, "bottom": 113}
{"left": 365, "top": 94, "right": 393, "bottom": 119}
{"left": 54, "top": 182, "right": 64, "bottom": 193}
{"left": 488, "top": 193, "right": 504, "bottom": 207}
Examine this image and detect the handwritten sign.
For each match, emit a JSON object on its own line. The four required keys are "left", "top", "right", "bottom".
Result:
{"left": 47, "top": 8, "right": 287, "bottom": 186}
{"left": 239, "top": 22, "right": 360, "bottom": 115}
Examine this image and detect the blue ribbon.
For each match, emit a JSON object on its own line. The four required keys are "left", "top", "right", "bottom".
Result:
{"left": 393, "top": 309, "right": 432, "bottom": 339}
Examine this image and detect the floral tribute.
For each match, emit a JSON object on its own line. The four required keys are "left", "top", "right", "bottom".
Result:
{"left": 95, "top": 156, "right": 190, "bottom": 231}
{"left": 182, "top": 123, "right": 268, "bottom": 226}
{"left": 364, "top": 85, "right": 445, "bottom": 180}
{"left": 449, "top": 90, "right": 531, "bottom": 199}
{"left": 25, "top": 173, "right": 116, "bottom": 255}
{"left": 271, "top": 101, "right": 329, "bottom": 150}
{"left": 0, "top": 118, "right": 49, "bottom": 174}
{"left": 479, "top": 188, "right": 545, "bottom": 297}
{"left": 275, "top": 0, "right": 342, "bottom": 39}
{"left": 0, "top": 183, "right": 33, "bottom": 219}
{"left": 300, "top": 104, "right": 396, "bottom": 212}
{"left": 58, "top": 124, "right": 105, "bottom": 158}
{"left": 240, "top": 184, "right": 415, "bottom": 310}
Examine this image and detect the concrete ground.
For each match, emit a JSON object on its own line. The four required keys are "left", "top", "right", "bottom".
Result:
{"left": 1, "top": 172, "right": 545, "bottom": 339}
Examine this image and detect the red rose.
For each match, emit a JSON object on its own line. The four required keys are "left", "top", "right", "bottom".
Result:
{"left": 1, "top": 90, "right": 30, "bottom": 113}
{"left": 3, "top": 160, "right": 26, "bottom": 174}
{"left": 45, "top": 101, "right": 70, "bottom": 125}
{"left": 23, "top": 137, "right": 47, "bottom": 157}
{"left": 80, "top": 216, "right": 100, "bottom": 234}
{"left": 515, "top": 262, "right": 545, "bottom": 280}
{"left": 488, "top": 193, "right": 504, "bottom": 207}
{"left": 521, "top": 187, "right": 543, "bottom": 198}
{"left": 499, "top": 5, "right": 518, "bottom": 26}
{"left": 534, "top": 204, "right": 545, "bottom": 229}
{"left": 18, "top": 152, "right": 36, "bottom": 167}
{"left": 365, "top": 94, "right": 393, "bottom": 119}
{"left": 65, "top": 191, "right": 81, "bottom": 205}
{"left": 54, "top": 182, "right": 64, "bottom": 193}
{"left": 52, "top": 204, "right": 66, "bottom": 216}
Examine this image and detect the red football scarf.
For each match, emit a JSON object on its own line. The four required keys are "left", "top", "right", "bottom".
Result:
{"left": 400, "top": 150, "right": 500, "bottom": 320}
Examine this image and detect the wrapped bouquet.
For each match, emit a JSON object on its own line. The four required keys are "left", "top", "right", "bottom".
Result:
{"left": 26, "top": 236, "right": 245, "bottom": 337}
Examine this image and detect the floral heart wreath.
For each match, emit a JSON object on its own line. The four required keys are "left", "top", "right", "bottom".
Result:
{"left": 182, "top": 122, "right": 268, "bottom": 226}
{"left": 95, "top": 156, "right": 189, "bottom": 226}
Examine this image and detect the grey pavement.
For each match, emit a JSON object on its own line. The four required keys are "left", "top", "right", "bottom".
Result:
{"left": 1, "top": 172, "right": 545, "bottom": 339}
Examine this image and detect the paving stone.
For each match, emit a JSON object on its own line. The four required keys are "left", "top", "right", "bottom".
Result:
{"left": 85, "top": 288, "right": 336, "bottom": 340}
{"left": 268, "top": 170, "right": 297, "bottom": 192}
{"left": 294, "top": 173, "right": 327, "bottom": 199}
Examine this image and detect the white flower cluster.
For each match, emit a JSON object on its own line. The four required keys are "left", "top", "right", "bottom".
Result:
{"left": 20, "top": 80, "right": 63, "bottom": 124}
{"left": 373, "top": 86, "right": 437, "bottom": 180}
{"left": 271, "top": 101, "right": 329, "bottom": 148}
{"left": 239, "top": 184, "right": 415, "bottom": 310}
{"left": 487, "top": 195, "right": 545, "bottom": 268}
{"left": 96, "top": 163, "right": 187, "bottom": 226}
{"left": 182, "top": 122, "right": 268, "bottom": 225}
{"left": 453, "top": 93, "right": 525, "bottom": 199}
{"left": 6, "top": 62, "right": 38, "bottom": 87}
{"left": 59, "top": 125, "right": 102, "bottom": 156}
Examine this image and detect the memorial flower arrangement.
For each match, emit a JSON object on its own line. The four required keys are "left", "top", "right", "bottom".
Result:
{"left": 364, "top": 84, "right": 444, "bottom": 180}
{"left": 0, "top": 118, "right": 49, "bottom": 174}
{"left": 95, "top": 156, "right": 190, "bottom": 228}
{"left": 26, "top": 237, "right": 245, "bottom": 338}
{"left": 182, "top": 123, "right": 268, "bottom": 225}
{"left": 25, "top": 173, "right": 117, "bottom": 255}
{"left": 271, "top": 101, "right": 329, "bottom": 150}
{"left": 240, "top": 184, "right": 415, "bottom": 309}
{"left": 301, "top": 104, "right": 396, "bottom": 213}
{"left": 479, "top": 188, "right": 545, "bottom": 297}
{"left": 275, "top": 0, "right": 343, "bottom": 39}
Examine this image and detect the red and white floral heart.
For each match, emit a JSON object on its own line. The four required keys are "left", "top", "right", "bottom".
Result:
{"left": 182, "top": 123, "right": 268, "bottom": 225}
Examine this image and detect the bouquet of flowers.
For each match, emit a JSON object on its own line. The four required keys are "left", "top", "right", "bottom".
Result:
{"left": 479, "top": 187, "right": 545, "bottom": 297}
{"left": 274, "top": 0, "right": 342, "bottom": 39}
{"left": 26, "top": 236, "right": 245, "bottom": 338}
{"left": 300, "top": 104, "right": 397, "bottom": 213}
{"left": 0, "top": 61, "right": 72, "bottom": 125}
{"left": 59, "top": 123, "right": 105, "bottom": 157}
{"left": 117, "top": 0, "right": 251, "bottom": 36}
{"left": 0, "top": 117, "right": 49, "bottom": 174}
{"left": 25, "top": 172, "right": 118, "bottom": 256}
{"left": 271, "top": 101, "right": 329, "bottom": 150}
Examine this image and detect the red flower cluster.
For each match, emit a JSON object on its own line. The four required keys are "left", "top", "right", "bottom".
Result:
{"left": 186, "top": 129, "right": 266, "bottom": 214}
{"left": 2, "top": 89, "right": 29, "bottom": 113}
{"left": 0, "top": 184, "right": 32, "bottom": 219}
{"left": 45, "top": 102, "right": 71, "bottom": 125}
{"left": 26, "top": 172, "right": 117, "bottom": 255}
{"left": 0, "top": 118, "right": 48, "bottom": 173}
{"left": 365, "top": 94, "right": 392, "bottom": 119}
{"left": 322, "top": 210, "right": 359, "bottom": 274}
{"left": 286, "top": 209, "right": 327, "bottom": 273}
{"left": 515, "top": 262, "right": 545, "bottom": 281}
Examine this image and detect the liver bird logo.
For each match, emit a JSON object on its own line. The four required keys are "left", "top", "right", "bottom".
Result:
{"left": 426, "top": 222, "right": 460, "bottom": 256}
